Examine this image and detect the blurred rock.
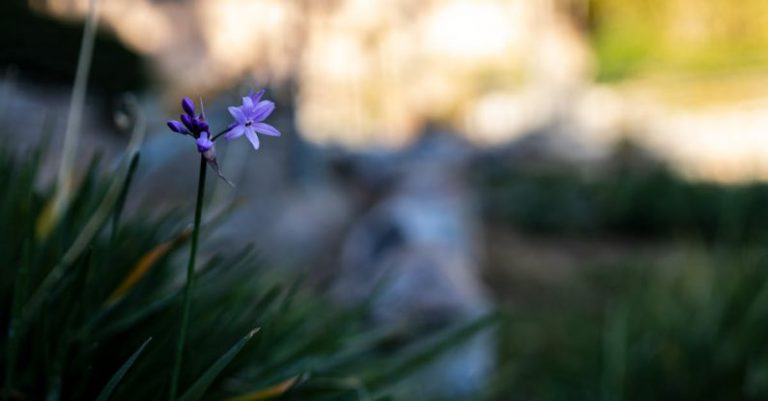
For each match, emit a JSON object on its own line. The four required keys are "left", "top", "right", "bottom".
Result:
{"left": 235, "top": 184, "right": 354, "bottom": 271}
{"left": 332, "top": 131, "right": 494, "bottom": 399}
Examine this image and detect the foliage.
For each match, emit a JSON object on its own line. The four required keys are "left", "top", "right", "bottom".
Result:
{"left": 478, "top": 139, "right": 768, "bottom": 400}
{"left": 478, "top": 158, "right": 768, "bottom": 243}
{"left": 587, "top": 0, "right": 768, "bottom": 80}
{"left": 490, "top": 246, "right": 768, "bottom": 401}
{"left": 0, "top": 145, "right": 486, "bottom": 400}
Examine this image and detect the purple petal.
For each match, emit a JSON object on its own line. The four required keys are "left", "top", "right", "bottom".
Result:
{"left": 252, "top": 122, "right": 281, "bottom": 137}
{"left": 244, "top": 129, "right": 260, "bottom": 150}
{"left": 242, "top": 96, "right": 254, "bottom": 110}
{"left": 248, "top": 89, "right": 265, "bottom": 104}
{"left": 181, "top": 97, "right": 196, "bottom": 116}
{"left": 251, "top": 101, "right": 275, "bottom": 122}
{"left": 225, "top": 124, "right": 246, "bottom": 139}
{"left": 196, "top": 132, "right": 213, "bottom": 153}
{"left": 167, "top": 120, "right": 189, "bottom": 135}
{"left": 228, "top": 106, "right": 247, "bottom": 124}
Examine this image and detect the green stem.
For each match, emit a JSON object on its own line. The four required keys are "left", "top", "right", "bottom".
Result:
{"left": 211, "top": 125, "right": 234, "bottom": 141}
{"left": 169, "top": 156, "right": 207, "bottom": 401}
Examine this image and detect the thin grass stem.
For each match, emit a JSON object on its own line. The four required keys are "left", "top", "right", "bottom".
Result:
{"left": 169, "top": 156, "right": 208, "bottom": 400}
{"left": 49, "top": 0, "right": 101, "bottom": 232}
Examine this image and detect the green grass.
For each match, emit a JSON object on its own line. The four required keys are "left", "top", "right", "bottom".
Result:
{"left": 588, "top": 0, "right": 768, "bottom": 81}
{"left": 0, "top": 144, "right": 490, "bottom": 401}
{"left": 478, "top": 155, "right": 768, "bottom": 243}
{"left": 489, "top": 246, "right": 768, "bottom": 401}
{"left": 477, "top": 141, "right": 768, "bottom": 400}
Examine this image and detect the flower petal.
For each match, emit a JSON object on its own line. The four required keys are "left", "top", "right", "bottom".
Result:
{"left": 251, "top": 101, "right": 275, "bottom": 121}
{"left": 248, "top": 89, "right": 265, "bottom": 104}
{"left": 252, "top": 122, "right": 281, "bottom": 137}
{"left": 228, "top": 106, "right": 247, "bottom": 124}
{"left": 245, "top": 129, "right": 260, "bottom": 150}
{"left": 196, "top": 132, "right": 213, "bottom": 153}
{"left": 242, "top": 96, "right": 254, "bottom": 111}
{"left": 225, "top": 124, "right": 246, "bottom": 139}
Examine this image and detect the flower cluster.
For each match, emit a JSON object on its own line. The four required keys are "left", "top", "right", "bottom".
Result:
{"left": 167, "top": 97, "right": 208, "bottom": 137}
{"left": 166, "top": 90, "right": 281, "bottom": 182}
{"left": 167, "top": 97, "right": 216, "bottom": 162}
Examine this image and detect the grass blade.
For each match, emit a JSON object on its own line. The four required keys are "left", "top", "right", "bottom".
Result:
{"left": 223, "top": 375, "right": 303, "bottom": 401}
{"left": 178, "top": 328, "right": 260, "bottom": 401}
{"left": 42, "top": 0, "right": 101, "bottom": 239}
{"left": 23, "top": 146, "right": 143, "bottom": 331}
{"left": 110, "top": 152, "right": 140, "bottom": 244}
{"left": 95, "top": 337, "right": 152, "bottom": 401}
{"left": 364, "top": 313, "right": 498, "bottom": 389}
{"left": 105, "top": 229, "right": 190, "bottom": 307}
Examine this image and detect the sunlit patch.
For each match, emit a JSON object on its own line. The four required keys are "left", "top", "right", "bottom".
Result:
{"left": 29, "top": 0, "right": 768, "bottom": 181}
{"left": 423, "top": 1, "right": 514, "bottom": 59}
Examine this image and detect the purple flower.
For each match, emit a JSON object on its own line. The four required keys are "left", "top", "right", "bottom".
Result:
{"left": 167, "top": 96, "right": 219, "bottom": 158}
{"left": 165, "top": 90, "right": 279, "bottom": 186}
{"left": 196, "top": 131, "right": 221, "bottom": 174}
{"left": 167, "top": 97, "right": 209, "bottom": 137}
{"left": 196, "top": 131, "right": 213, "bottom": 153}
{"left": 226, "top": 90, "right": 281, "bottom": 150}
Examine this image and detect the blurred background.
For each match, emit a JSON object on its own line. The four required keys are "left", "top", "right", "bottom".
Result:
{"left": 11, "top": 0, "right": 768, "bottom": 178}
{"left": 5, "top": 0, "right": 768, "bottom": 399}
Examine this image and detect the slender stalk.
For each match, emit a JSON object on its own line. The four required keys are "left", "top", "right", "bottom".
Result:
{"left": 49, "top": 0, "right": 101, "bottom": 230}
{"left": 211, "top": 125, "right": 235, "bottom": 141}
{"left": 169, "top": 156, "right": 207, "bottom": 400}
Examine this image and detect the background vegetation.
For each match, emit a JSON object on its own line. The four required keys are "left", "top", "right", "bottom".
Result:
{"left": 587, "top": 0, "right": 768, "bottom": 80}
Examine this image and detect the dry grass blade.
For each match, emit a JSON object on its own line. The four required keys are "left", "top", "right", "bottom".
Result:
{"left": 223, "top": 375, "right": 304, "bottom": 401}
{"left": 38, "top": 0, "right": 101, "bottom": 239}
{"left": 105, "top": 231, "right": 190, "bottom": 306}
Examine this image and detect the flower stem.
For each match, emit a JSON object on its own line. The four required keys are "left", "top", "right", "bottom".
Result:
{"left": 169, "top": 156, "right": 207, "bottom": 401}
{"left": 211, "top": 125, "right": 235, "bottom": 141}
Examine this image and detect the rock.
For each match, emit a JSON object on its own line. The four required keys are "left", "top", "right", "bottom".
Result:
{"left": 332, "top": 131, "right": 495, "bottom": 399}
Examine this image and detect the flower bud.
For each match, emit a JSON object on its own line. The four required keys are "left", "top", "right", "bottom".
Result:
{"left": 181, "top": 97, "right": 196, "bottom": 116}
{"left": 167, "top": 120, "right": 189, "bottom": 135}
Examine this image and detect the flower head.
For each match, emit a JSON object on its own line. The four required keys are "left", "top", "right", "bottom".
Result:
{"left": 226, "top": 90, "right": 281, "bottom": 150}
{"left": 165, "top": 90, "right": 279, "bottom": 186}
{"left": 167, "top": 97, "right": 228, "bottom": 182}
{"left": 167, "top": 97, "right": 209, "bottom": 137}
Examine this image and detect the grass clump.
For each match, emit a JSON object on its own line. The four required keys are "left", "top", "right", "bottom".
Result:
{"left": 491, "top": 247, "right": 768, "bottom": 401}
{"left": 0, "top": 145, "right": 485, "bottom": 400}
